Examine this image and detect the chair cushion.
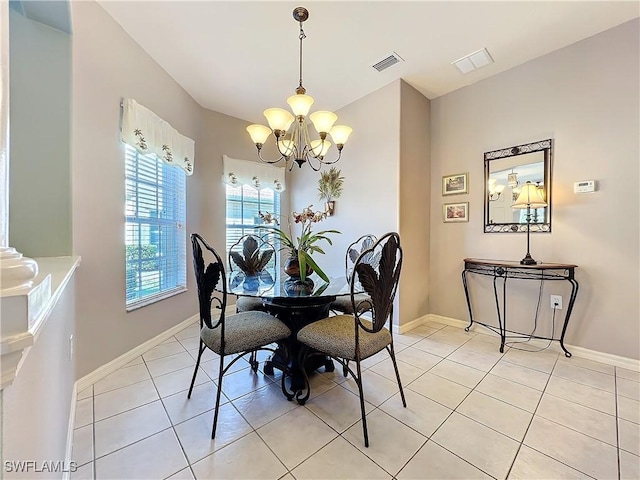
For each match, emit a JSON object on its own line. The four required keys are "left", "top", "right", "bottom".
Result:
{"left": 297, "top": 315, "right": 391, "bottom": 361}
{"left": 330, "top": 294, "right": 372, "bottom": 314}
{"left": 200, "top": 311, "right": 291, "bottom": 355}
{"left": 236, "top": 296, "right": 266, "bottom": 312}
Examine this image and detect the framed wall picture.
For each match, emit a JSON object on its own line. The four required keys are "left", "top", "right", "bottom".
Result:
{"left": 443, "top": 202, "right": 469, "bottom": 223}
{"left": 442, "top": 173, "right": 468, "bottom": 196}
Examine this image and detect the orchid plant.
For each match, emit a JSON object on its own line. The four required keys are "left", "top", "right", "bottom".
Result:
{"left": 259, "top": 205, "right": 340, "bottom": 282}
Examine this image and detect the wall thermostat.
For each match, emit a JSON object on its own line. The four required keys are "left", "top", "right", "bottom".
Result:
{"left": 574, "top": 180, "right": 596, "bottom": 193}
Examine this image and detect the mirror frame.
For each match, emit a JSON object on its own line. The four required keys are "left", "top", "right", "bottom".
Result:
{"left": 484, "top": 139, "right": 553, "bottom": 233}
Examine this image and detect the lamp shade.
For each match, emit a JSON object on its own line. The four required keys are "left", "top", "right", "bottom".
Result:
{"left": 287, "top": 94, "right": 314, "bottom": 117}
{"left": 246, "top": 124, "right": 272, "bottom": 144}
{"left": 264, "top": 108, "right": 295, "bottom": 131}
{"left": 278, "top": 139, "right": 295, "bottom": 157}
{"left": 512, "top": 182, "right": 547, "bottom": 209}
{"left": 309, "top": 111, "right": 338, "bottom": 133}
{"left": 310, "top": 139, "right": 331, "bottom": 157}
{"left": 329, "top": 125, "right": 353, "bottom": 145}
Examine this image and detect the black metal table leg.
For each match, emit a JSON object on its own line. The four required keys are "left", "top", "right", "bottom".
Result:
{"left": 492, "top": 275, "right": 507, "bottom": 353}
{"left": 559, "top": 277, "right": 579, "bottom": 357}
{"left": 462, "top": 270, "right": 474, "bottom": 332}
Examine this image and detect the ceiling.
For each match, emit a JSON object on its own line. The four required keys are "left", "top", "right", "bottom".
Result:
{"left": 99, "top": 1, "right": 639, "bottom": 124}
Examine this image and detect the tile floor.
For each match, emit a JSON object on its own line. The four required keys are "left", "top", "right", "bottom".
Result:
{"left": 71, "top": 320, "right": 640, "bottom": 479}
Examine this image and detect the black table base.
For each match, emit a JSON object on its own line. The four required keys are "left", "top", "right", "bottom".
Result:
{"left": 262, "top": 297, "right": 336, "bottom": 392}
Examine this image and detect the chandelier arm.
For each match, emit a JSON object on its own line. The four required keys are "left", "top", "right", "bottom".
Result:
{"left": 305, "top": 155, "right": 322, "bottom": 171}
{"left": 316, "top": 149, "right": 343, "bottom": 166}
{"left": 274, "top": 133, "right": 295, "bottom": 160}
{"left": 255, "top": 146, "right": 287, "bottom": 165}
{"left": 301, "top": 120, "right": 325, "bottom": 161}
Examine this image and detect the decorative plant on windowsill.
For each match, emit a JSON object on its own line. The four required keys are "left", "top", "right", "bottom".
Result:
{"left": 258, "top": 206, "right": 340, "bottom": 282}
{"left": 317, "top": 167, "right": 344, "bottom": 216}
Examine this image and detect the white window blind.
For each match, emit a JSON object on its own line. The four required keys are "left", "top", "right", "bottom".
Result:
{"left": 125, "top": 144, "right": 187, "bottom": 310}
{"left": 225, "top": 184, "right": 280, "bottom": 266}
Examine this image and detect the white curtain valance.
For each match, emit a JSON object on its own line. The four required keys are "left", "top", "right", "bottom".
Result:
{"left": 121, "top": 98, "right": 195, "bottom": 175}
{"left": 222, "top": 155, "right": 286, "bottom": 192}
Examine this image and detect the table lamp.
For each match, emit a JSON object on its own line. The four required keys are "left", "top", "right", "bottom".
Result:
{"left": 512, "top": 181, "right": 547, "bottom": 265}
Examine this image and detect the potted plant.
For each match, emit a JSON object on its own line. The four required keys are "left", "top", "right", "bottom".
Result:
{"left": 317, "top": 167, "right": 344, "bottom": 216}
{"left": 258, "top": 206, "right": 340, "bottom": 283}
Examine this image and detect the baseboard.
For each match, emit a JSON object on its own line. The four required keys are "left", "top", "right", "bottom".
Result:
{"left": 394, "top": 315, "right": 430, "bottom": 334}
{"left": 76, "top": 314, "right": 199, "bottom": 392}
{"left": 424, "top": 313, "right": 469, "bottom": 330}
{"left": 62, "top": 381, "right": 78, "bottom": 480}
{"left": 417, "top": 314, "right": 640, "bottom": 372}
{"left": 563, "top": 344, "right": 640, "bottom": 372}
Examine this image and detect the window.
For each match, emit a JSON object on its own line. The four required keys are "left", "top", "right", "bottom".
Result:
{"left": 225, "top": 184, "right": 280, "bottom": 262}
{"left": 125, "top": 144, "right": 187, "bottom": 310}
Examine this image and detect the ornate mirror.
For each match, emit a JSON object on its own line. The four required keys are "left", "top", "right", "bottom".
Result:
{"left": 484, "top": 139, "right": 552, "bottom": 233}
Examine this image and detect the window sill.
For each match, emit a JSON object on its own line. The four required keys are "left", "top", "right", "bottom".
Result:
{"left": 0, "top": 255, "right": 81, "bottom": 390}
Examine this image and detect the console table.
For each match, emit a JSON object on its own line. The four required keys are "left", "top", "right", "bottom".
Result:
{"left": 461, "top": 258, "right": 579, "bottom": 357}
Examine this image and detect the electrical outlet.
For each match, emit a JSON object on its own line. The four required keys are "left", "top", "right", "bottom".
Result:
{"left": 69, "top": 334, "right": 74, "bottom": 361}
{"left": 550, "top": 295, "right": 563, "bottom": 310}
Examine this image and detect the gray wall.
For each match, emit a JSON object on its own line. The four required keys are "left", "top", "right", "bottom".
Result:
{"left": 8, "top": 8, "right": 72, "bottom": 257}
{"left": 399, "top": 80, "right": 431, "bottom": 325}
{"left": 288, "top": 79, "right": 431, "bottom": 327}
{"left": 289, "top": 81, "right": 400, "bottom": 291}
{"left": 71, "top": 2, "right": 260, "bottom": 377}
{"left": 429, "top": 19, "right": 639, "bottom": 359}
{"left": 1, "top": 278, "right": 76, "bottom": 480}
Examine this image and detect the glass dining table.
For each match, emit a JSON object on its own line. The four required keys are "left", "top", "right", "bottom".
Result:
{"left": 228, "top": 268, "right": 360, "bottom": 392}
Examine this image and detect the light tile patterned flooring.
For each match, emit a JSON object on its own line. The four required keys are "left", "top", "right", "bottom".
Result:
{"left": 71, "top": 320, "right": 640, "bottom": 479}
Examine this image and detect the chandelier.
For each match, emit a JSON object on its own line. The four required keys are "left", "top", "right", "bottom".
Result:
{"left": 246, "top": 7, "right": 352, "bottom": 171}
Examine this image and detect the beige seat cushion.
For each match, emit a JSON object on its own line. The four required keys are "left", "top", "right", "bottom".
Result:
{"left": 236, "top": 296, "right": 265, "bottom": 312}
{"left": 297, "top": 315, "right": 391, "bottom": 361}
{"left": 330, "top": 294, "right": 371, "bottom": 314}
{"left": 200, "top": 311, "right": 290, "bottom": 355}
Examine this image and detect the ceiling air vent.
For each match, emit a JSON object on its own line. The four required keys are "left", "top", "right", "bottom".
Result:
{"left": 452, "top": 47, "right": 494, "bottom": 74}
{"left": 372, "top": 52, "right": 404, "bottom": 72}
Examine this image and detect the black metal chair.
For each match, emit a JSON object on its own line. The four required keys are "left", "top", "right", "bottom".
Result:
{"left": 188, "top": 233, "right": 290, "bottom": 438}
{"left": 228, "top": 234, "right": 277, "bottom": 369}
{"left": 296, "top": 232, "right": 406, "bottom": 447}
{"left": 228, "top": 234, "right": 276, "bottom": 307}
{"left": 329, "top": 234, "right": 377, "bottom": 315}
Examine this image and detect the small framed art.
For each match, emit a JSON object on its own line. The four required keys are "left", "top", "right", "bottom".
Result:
{"left": 443, "top": 202, "right": 469, "bottom": 223}
{"left": 442, "top": 173, "right": 468, "bottom": 196}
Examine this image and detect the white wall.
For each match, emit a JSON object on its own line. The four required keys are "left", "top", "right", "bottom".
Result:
{"left": 429, "top": 19, "right": 639, "bottom": 359}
